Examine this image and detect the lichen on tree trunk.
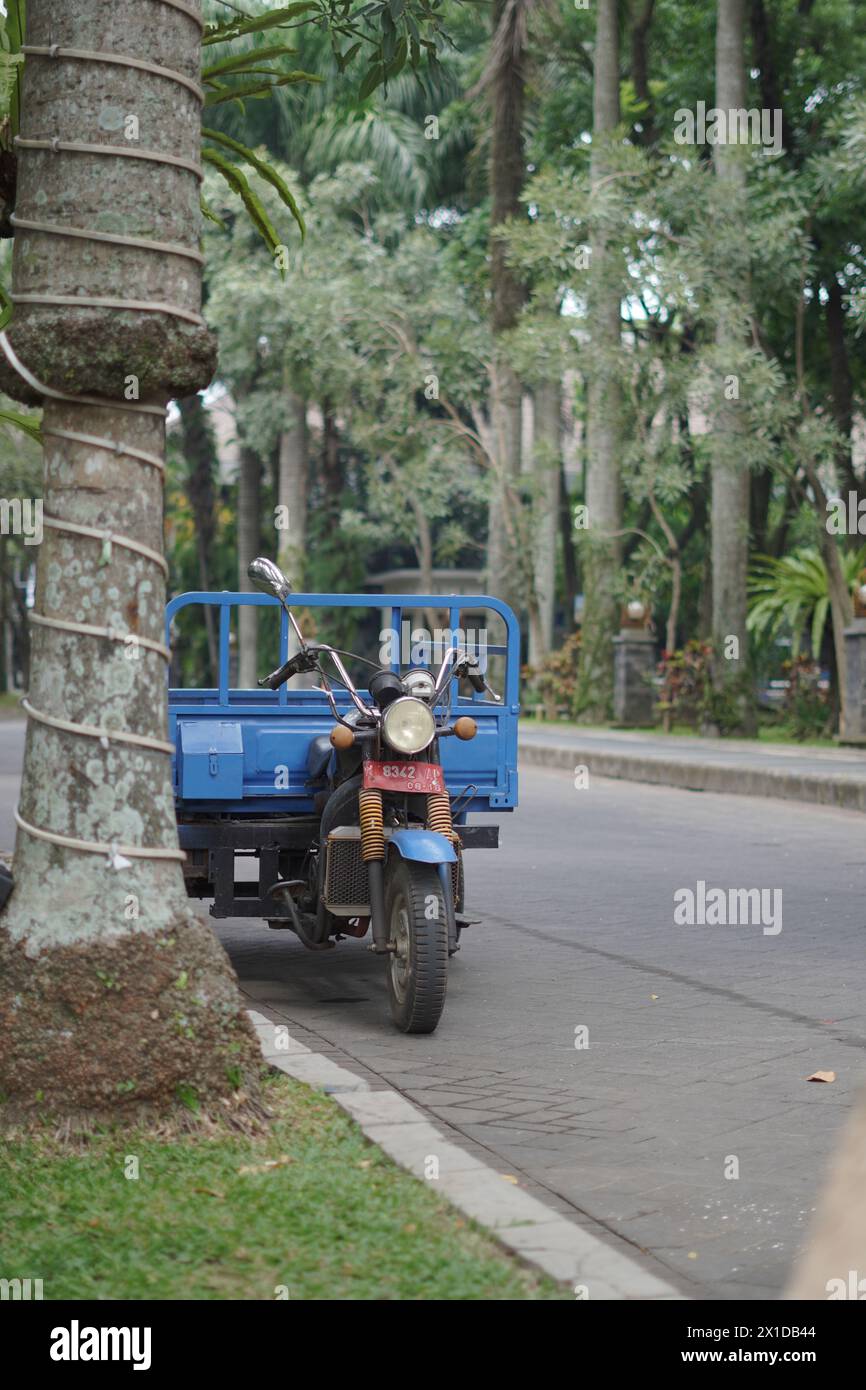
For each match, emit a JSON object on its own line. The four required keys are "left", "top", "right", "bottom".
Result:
{"left": 0, "top": 0, "right": 260, "bottom": 1120}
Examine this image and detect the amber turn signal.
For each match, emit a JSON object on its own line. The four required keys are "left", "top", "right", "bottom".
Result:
{"left": 330, "top": 724, "right": 355, "bottom": 750}
{"left": 453, "top": 716, "right": 477, "bottom": 741}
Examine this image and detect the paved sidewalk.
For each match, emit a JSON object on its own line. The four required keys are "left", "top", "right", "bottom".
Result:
{"left": 520, "top": 725, "right": 866, "bottom": 812}
{"left": 249, "top": 1008, "right": 682, "bottom": 1298}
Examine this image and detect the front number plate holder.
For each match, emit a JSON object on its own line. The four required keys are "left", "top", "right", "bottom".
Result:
{"left": 363, "top": 760, "right": 444, "bottom": 795}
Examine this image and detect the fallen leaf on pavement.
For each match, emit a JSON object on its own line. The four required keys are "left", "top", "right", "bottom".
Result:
{"left": 806, "top": 1070, "right": 836, "bottom": 1083}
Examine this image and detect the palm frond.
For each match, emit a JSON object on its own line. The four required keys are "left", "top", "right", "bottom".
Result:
{"left": 203, "top": 70, "right": 322, "bottom": 108}
{"left": 202, "top": 44, "right": 300, "bottom": 82}
{"left": 0, "top": 405, "right": 41, "bottom": 443}
{"left": 202, "top": 126, "right": 305, "bottom": 238}
{"left": 201, "top": 147, "right": 282, "bottom": 259}
{"left": 202, "top": 4, "right": 319, "bottom": 48}
{"left": 304, "top": 106, "right": 431, "bottom": 205}
{"left": 747, "top": 546, "right": 866, "bottom": 658}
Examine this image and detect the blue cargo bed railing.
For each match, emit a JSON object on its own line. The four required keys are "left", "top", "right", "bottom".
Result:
{"left": 166, "top": 592, "right": 520, "bottom": 815}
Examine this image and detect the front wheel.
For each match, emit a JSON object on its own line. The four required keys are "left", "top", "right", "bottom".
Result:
{"left": 385, "top": 859, "right": 448, "bottom": 1034}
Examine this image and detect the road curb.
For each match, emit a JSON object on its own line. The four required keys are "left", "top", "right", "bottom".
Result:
{"left": 520, "top": 740, "right": 866, "bottom": 812}
{"left": 248, "top": 1008, "right": 684, "bottom": 1300}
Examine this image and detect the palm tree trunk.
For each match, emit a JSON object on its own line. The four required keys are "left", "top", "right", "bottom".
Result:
{"left": 577, "top": 0, "right": 623, "bottom": 719}
{"left": 711, "top": 0, "right": 754, "bottom": 731}
{"left": 0, "top": 0, "right": 258, "bottom": 1119}
{"left": 276, "top": 391, "right": 308, "bottom": 589}
{"left": 825, "top": 280, "right": 860, "bottom": 504}
{"left": 177, "top": 393, "right": 218, "bottom": 680}
{"left": 528, "top": 381, "right": 561, "bottom": 664}
{"left": 486, "top": 0, "right": 528, "bottom": 611}
{"left": 237, "top": 444, "right": 261, "bottom": 688}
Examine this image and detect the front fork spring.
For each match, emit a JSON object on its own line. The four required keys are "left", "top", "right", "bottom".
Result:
{"left": 359, "top": 786, "right": 385, "bottom": 861}
{"left": 427, "top": 791, "right": 458, "bottom": 842}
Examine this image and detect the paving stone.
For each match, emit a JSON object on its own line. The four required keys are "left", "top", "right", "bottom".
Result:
{"left": 211, "top": 762, "right": 866, "bottom": 1298}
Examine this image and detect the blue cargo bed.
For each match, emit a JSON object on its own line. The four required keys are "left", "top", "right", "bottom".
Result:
{"left": 166, "top": 591, "right": 520, "bottom": 817}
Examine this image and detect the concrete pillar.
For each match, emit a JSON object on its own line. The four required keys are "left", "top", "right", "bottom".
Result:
{"left": 613, "top": 630, "right": 657, "bottom": 727}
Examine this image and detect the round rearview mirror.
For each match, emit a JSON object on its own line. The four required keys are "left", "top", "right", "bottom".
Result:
{"left": 248, "top": 557, "right": 292, "bottom": 601}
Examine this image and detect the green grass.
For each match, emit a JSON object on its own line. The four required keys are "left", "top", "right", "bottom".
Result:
{"left": 0, "top": 1074, "right": 567, "bottom": 1300}
{"left": 0, "top": 693, "right": 23, "bottom": 718}
{"left": 519, "top": 717, "right": 837, "bottom": 748}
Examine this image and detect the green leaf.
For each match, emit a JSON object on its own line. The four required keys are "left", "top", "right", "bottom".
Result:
{"left": 810, "top": 596, "right": 829, "bottom": 660}
{"left": 200, "top": 194, "right": 227, "bottom": 230}
{"left": 0, "top": 406, "right": 42, "bottom": 444}
{"left": 202, "top": 127, "right": 305, "bottom": 240}
{"left": 338, "top": 41, "right": 362, "bottom": 72}
{"left": 203, "top": 71, "right": 322, "bottom": 107}
{"left": 202, "top": 4, "right": 319, "bottom": 47}
{"left": 202, "top": 44, "right": 299, "bottom": 82}
{"left": 200, "top": 148, "right": 282, "bottom": 260}
{"left": 358, "top": 62, "right": 386, "bottom": 102}
{"left": 4, "top": 0, "right": 25, "bottom": 134}
{"left": 386, "top": 36, "right": 408, "bottom": 80}
{"left": 0, "top": 279, "right": 12, "bottom": 331}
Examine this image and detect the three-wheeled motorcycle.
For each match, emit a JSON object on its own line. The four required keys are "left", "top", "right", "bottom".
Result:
{"left": 167, "top": 560, "right": 519, "bottom": 1033}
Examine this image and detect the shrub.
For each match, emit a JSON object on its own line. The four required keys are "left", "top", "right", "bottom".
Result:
{"left": 656, "top": 640, "right": 746, "bottom": 735}
{"left": 522, "top": 632, "right": 582, "bottom": 719}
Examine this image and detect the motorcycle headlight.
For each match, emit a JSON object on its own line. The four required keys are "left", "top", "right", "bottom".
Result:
{"left": 381, "top": 696, "right": 436, "bottom": 755}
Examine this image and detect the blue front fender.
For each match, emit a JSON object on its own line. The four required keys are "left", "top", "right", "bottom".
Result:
{"left": 388, "top": 829, "right": 457, "bottom": 865}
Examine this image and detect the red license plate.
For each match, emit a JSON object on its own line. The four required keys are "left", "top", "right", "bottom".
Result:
{"left": 363, "top": 760, "right": 445, "bottom": 795}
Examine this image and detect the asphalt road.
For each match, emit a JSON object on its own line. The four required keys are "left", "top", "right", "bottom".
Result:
{"left": 3, "top": 718, "right": 865, "bottom": 1299}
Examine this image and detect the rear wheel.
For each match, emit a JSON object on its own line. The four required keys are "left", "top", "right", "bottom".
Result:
{"left": 385, "top": 859, "right": 447, "bottom": 1034}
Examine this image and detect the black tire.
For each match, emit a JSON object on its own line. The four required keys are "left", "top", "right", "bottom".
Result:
{"left": 384, "top": 858, "right": 448, "bottom": 1034}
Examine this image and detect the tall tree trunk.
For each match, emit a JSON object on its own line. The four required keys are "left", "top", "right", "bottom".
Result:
{"left": 0, "top": 0, "right": 259, "bottom": 1119}
{"left": 559, "top": 457, "right": 579, "bottom": 631}
{"left": 711, "top": 0, "right": 754, "bottom": 731}
{"left": 577, "top": 0, "right": 623, "bottom": 720}
{"left": 486, "top": 0, "right": 527, "bottom": 612}
{"left": 177, "top": 393, "right": 218, "bottom": 681}
{"left": 322, "top": 407, "right": 342, "bottom": 514}
{"left": 528, "top": 381, "right": 561, "bottom": 664}
{"left": 276, "top": 391, "right": 308, "bottom": 587}
{"left": 237, "top": 444, "right": 261, "bottom": 688}
{"left": 825, "top": 280, "right": 860, "bottom": 504}
{"left": 276, "top": 391, "right": 309, "bottom": 677}
{"left": 629, "top": 0, "right": 656, "bottom": 146}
